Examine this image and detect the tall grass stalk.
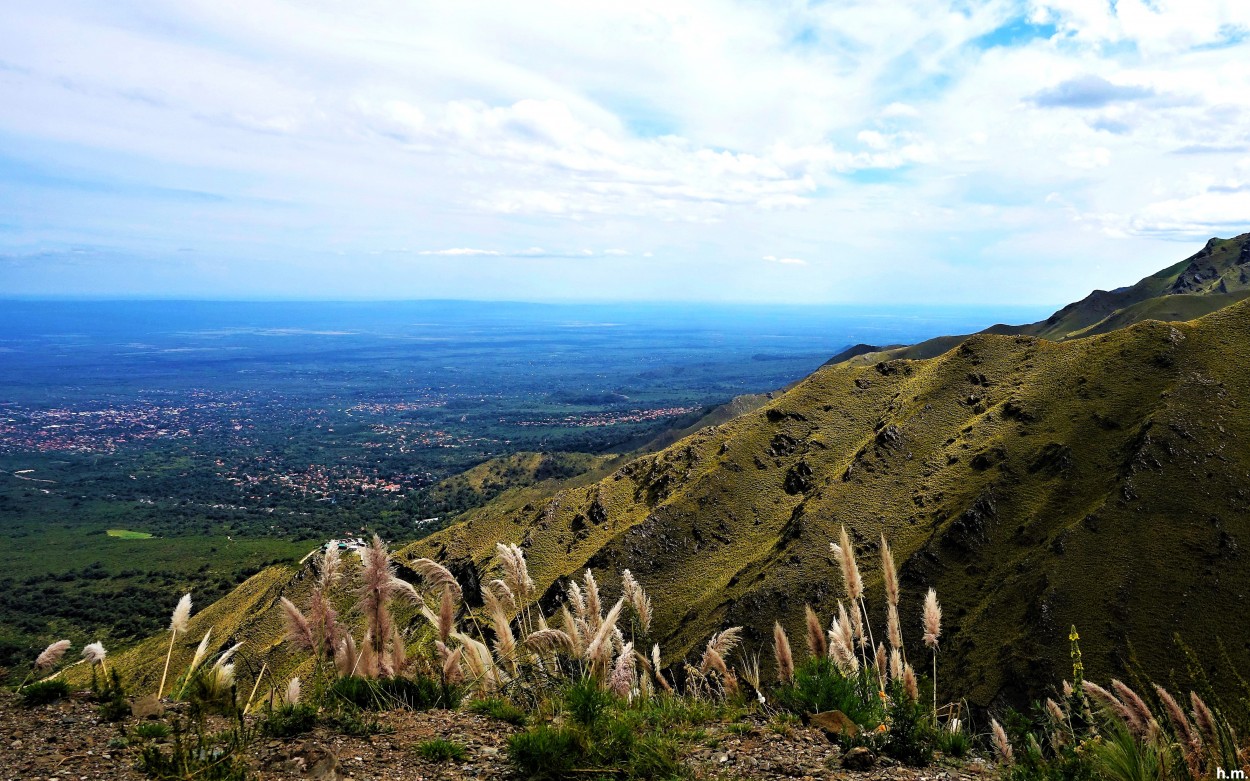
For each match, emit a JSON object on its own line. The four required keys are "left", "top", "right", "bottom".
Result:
{"left": 159, "top": 592, "right": 192, "bottom": 699}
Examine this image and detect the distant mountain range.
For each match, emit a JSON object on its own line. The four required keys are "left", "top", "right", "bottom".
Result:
{"left": 98, "top": 233, "right": 1250, "bottom": 711}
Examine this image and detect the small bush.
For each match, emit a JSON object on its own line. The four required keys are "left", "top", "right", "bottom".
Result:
{"left": 329, "top": 675, "right": 458, "bottom": 711}
{"left": 137, "top": 717, "right": 251, "bottom": 781}
{"left": 260, "top": 704, "right": 317, "bottom": 737}
{"left": 469, "top": 697, "right": 528, "bottom": 726}
{"left": 20, "top": 679, "right": 70, "bottom": 706}
{"left": 507, "top": 682, "right": 690, "bottom": 781}
{"left": 507, "top": 725, "right": 583, "bottom": 780}
{"left": 95, "top": 669, "right": 132, "bottom": 722}
{"left": 935, "top": 724, "right": 970, "bottom": 758}
{"left": 416, "top": 738, "right": 468, "bottom": 762}
{"left": 772, "top": 657, "right": 881, "bottom": 727}
{"left": 564, "top": 677, "right": 613, "bottom": 728}
{"left": 880, "top": 688, "right": 934, "bottom": 767}
{"left": 323, "top": 706, "right": 390, "bottom": 737}
{"left": 329, "top": 676, "right": 387, "bottom": 710}
{"left": 134, "top": 722, "right": 172, "bottom": 741}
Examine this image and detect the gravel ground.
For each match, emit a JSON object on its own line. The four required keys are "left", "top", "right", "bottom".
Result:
{"left": 0, "top": 692, "right": 997, "bottom": 781}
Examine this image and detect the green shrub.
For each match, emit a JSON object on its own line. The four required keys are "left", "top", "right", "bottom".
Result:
{"left": 507, "top": 725, "right": 583, "bottom": 780}
{"left": 880, "top": 687, "right": 934, "bottom": 767}
{"left": 935, "top": 724, "right": 970, "bottom": 758}
{"left": 772, "top": 657, "right": 881, "bottom": 727}
{"left": 134, "top": 722, "right": 172, "bottom": 740}
{"left": 506, "top": 682, "right": 690, "bottom": 781}
{"left": 329, "top": 675, "right": 459, "bottom": 711}
{"left": 20, "top": 679, "right": 70, "bottom": 706}
{"left": 563, "top": 677, "right": 613, "bottom": 728}
{"left": 322, "top": 706, "right": 390, "bottom": 737}
{"left": 1090, "top": 721, "right": 1162, "bottom": 781}
{"left": 259, "top": 704, "right": 317, "bottom": 737}
{"left": 469, "top": 697, "right": 528, "bottom": 726}
{"left": 415, "top": 738, "right": 468, "bottom": 762}
{"left": 137, "top": 715, "right": 252, "bottom": 781}
{"left": 329, "top": 676, "right": 388, "bottom": 710}
{"left": 94, "top": 669, "right": 132, "bottom": 722}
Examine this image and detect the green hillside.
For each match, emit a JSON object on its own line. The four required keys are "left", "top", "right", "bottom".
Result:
{"left": 398, "top": 300, "right": 1250, "bottom": 708}
{"left": 91, "top": 237, "right": 1250, "bottom": 711}
{"left": 94, "top": 296, "right": 1250, "bottom": 711}
{"left": 849, "top": 232, "right": 1250, "bottom": 364}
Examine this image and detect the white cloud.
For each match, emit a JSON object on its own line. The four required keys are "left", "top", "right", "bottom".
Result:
{"left": 763, "top": 255, "right": 808, "bottom": 265}
{"left": 417, "top": 247, "right": 637, "bottom": 258}
{"left": 417, "top": 248, "right": 501, "bottom": 256}
{"left": 0, "top": 0, "right": 1248, "bottom": 303}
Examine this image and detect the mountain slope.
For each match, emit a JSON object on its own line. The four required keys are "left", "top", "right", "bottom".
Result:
{"left": 847, "top": 233, "right": 1250, "bottom": 364}
{"left": 95, "top": 247, "right": 1250, "bottom": 710}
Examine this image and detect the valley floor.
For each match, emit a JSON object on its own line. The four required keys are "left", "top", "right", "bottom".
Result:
{"left": 0, "top": 693, "right": 995, "bottom": 781}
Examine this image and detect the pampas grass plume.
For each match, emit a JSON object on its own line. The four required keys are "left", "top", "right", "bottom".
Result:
{"left": 902, "top": 663, "right": 919, "bottom": 703}
{"left": 438, "top": 586, "right": 455, "bottom": 642}
{"left": 804, "top": 605, "right": 826, "bottom": 658}
{"left": 280, "top": 597, "right": 315, "bottom": 652}
{"left": 35, "top": 640, "right": 71, "bottom": 670}
{"left": 583, "top": 570, "right": 603, "bottom": 628}
{"left": 609, "top": 642, "right": 635, "bottom": 698}
{"left": 887, "top": 603, "right": 902, "bottom": 651}
{"left": 651, "top": 644, "right": 674, "bottom": 693}
{"left": 774, "top": 622, "right": 795, "bottom": 683}
{"left": 922, "top": 588, "right": 941, "bottom": 648}
{"left": 880, "top": 533, "right": 899, "bottom": 607}
{"left": 170, "top": 593, "right": 192, "bottom": 634}
{"left": 991, "top": 718, "right": 1013, "bottom": 764}
{"left": 81, "top": 641, "right": 106, "bottom": 666}
{"left": 831, "top": 526, "right": 863, "bottom": 600}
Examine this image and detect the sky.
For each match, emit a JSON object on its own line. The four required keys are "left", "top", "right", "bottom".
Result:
{"left": 1, "top": 0, "right": 1249, "bottom": 304}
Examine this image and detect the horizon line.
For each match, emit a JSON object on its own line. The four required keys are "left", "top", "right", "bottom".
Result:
{"left": 0, "top": 295, "right": 1060, "bottom": 310}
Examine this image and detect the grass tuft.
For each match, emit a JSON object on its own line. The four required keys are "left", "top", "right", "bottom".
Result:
{"left": 415, "top": 738, "right": 468, "bottom": 762}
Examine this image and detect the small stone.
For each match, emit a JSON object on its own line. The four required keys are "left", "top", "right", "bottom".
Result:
{"left": 842, "top": 746, "right": 876, "bottom": 771}
{"left": 808, "top": 710, "right": 860, "bottom": 741}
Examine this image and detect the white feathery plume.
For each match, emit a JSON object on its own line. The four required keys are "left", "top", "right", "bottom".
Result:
{"left": 583, "top": 569, "right": 603, "bottom": 628}
{"left": 170, "top": 593, "right": 192, "bottom": 634}
{"left": 35, "top": 640, "right": 71, "bottom": 670}
{"left": 922, "top": 588, "right": 942, "bottom": 648}
{"left": 880, "top": 533, "right": 900, "bottom": 607}
{"left": 609, "top": 642, "right": 635, "bottom": 698}
{"left": 81, "top": 641, "right": 107, "bottom": 666}
{"left": 991, "top": 718, "right": 1013, "bottom": 764}
{"left": 566, "top": 579, "right": 587, "bottom": 618}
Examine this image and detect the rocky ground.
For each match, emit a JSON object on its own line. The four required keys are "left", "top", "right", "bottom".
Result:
{"left": 0, "top": 692, "right": 997, "bottom": 781}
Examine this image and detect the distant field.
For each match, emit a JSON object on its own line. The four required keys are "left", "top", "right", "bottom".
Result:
{"left": 106, "top": 529, "right": 153, "bottom": 539}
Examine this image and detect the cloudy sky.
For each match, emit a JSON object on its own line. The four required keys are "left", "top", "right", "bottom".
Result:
{"left": 1, "top": 0, "right": 1248, "bottom": 304}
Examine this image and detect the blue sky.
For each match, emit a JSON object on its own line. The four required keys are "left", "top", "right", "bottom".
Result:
{"left": 1, "top": 0, "right": 1249, "bottom": 304}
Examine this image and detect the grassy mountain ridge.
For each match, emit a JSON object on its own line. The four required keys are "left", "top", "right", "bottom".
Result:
{"left": 842, "top": 232, "right": 1250, "bottom": 365}
{"left": 94, "top": 297, "right": 1250, "bottom": 711}
{"left": 402, "top": 300, "right": 1250, "bottom": 709}
{"left": 90, "top": 240, "right": 1250, "bottom": 711}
